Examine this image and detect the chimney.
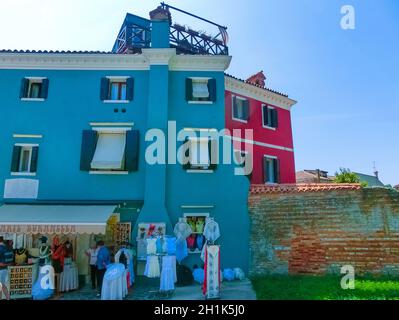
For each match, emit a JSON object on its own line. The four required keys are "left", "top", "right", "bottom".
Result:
{"left": 149, "top": 6, "right": 171, "bottom": 48}
{"left": 374, "top": 170, "right": 379, "bottom": 179}
{"left": 246, "top": 71, "right": 266, "bottom": 88}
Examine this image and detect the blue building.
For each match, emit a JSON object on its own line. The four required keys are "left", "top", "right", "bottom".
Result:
{"left": 0, "top": 6, "right": 249, "bottom": 279}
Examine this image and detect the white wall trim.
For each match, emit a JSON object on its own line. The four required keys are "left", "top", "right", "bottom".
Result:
{"left": 186, "top": 170, "right": 214, "bottom": 174}
{"left": 13, "top": 134, "right": 43, "bottom": 139}
{"left": 105, "top": 76, "right": 130, "bottom": 80}
{"left": 103, "top": 100, "right": 130, "bottom": 104}
{"left": 20, "top": 98, "right": 45, "bottom": 102}
{"left": 14, "top": 143, "right": 39, "bottom": 147}
{"left": 188, "top": 101, "right": 214, "bottom": 105}
{"left": 227, "top": 135, "right": 294, "bottom": 152}
{"left": 92, "top": 127, "right": 131, "bottom": 133}
{"left": 170, "top": 55, "right": 232, "bottom": 71}
{"left": 11, "top": 172, "right": 36, "bottom": 177}
{"left": 181, "top": 205, "right": 215, "bottom": 209}
{"left": 25, "top": 77, "right": 46, "bottom": 80}
{"left": 89, "top": 122, "right": 134, "bottom": 127}
{"left": 225, "top": 76, "right": 297, "bottom": 110}
{"left": 89, "top": 171, "right": 129, "bottom": 175}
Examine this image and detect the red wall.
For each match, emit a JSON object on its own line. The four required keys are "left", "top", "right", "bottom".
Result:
{"left": 225, "top": 90, "right": 296, "bottom": 184}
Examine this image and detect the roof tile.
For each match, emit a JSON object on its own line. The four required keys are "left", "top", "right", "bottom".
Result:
{"left": 250, "top": 183, "right": 362, "bottom": 194}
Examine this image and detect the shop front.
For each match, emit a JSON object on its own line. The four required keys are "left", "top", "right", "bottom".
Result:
{"left": 0, "top": 204, "right": 124, "bottom": 300}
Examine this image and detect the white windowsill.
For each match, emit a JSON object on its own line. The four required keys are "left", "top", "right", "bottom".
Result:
{"left": 188, "top": 101, "right": 214, "bottom": 105}
{"left": 89, "top": 171, "right": 129, "bottom": 175}
{"left": 11, "top": 172, "right": 36, "bottom": 177}
{"left": 232, "top": 117, "right": 248, "bottom": 124}
{"left": 187, "top": 169, "right": 214, "bottom": 174}
{"left": 20, "top": 98, "right": 45, "bottom": 102}
{"left": 103, "top": 100, "right": 130, "bottom": 104}
{"left": 262, "top": 125, "right": 277, "bottom": 131}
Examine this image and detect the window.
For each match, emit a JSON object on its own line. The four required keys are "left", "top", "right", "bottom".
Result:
{"left": 232, "top": 96, "right": 249, "bottom": 122}
{"left": 262, "top": 105, "right": 278, "bottom": 129}
{"left": 183, "top": 137, "right": 217, "bottom": 172}
{"left": 263, "top": 156, "right": 280, "bottom": 184}
{"left": 100, "top": 77, "right": 134, "bottom": 102}
{"left": 234, "top": 150, "right": 253, "bottom": 180}
{"left": 183, "top": 213, "right": 209, "bottom": 254}
{"left": 80, "top": 129, "right": 139, "bottom": 173}
{"left": 10, "top": 145, "right": 39, "bottom": 175}
{"left": 20, "top": 78, "right": 49, "bottom": 100}
{"left": 186, "top": 78, "right": 216, "bottom": 103}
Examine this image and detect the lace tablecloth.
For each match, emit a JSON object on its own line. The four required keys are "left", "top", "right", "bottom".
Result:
{"left": 59, "top": 263, "right": 79, "bottom": 292}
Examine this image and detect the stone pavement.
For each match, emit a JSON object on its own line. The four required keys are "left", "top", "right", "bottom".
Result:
{"left": 56, "top": 277, "right": 257, "bottom": 300}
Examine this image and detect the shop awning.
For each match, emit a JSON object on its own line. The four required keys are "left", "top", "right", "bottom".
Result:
{"left": 0, "top": 205, "right": 117, "bottom": 235}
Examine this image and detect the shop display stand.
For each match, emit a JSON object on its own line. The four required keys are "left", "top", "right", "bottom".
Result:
{"left": 204, "top": 243, "right": 221, "bottom": 300}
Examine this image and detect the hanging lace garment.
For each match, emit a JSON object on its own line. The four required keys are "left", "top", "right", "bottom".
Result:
{"left": 203, "top": 218, "right": 221, "bottom": 242}
{"left": 146, "top": 238, "right": 157, "bottom": 255}
{"left": 173, "top": 221, "right": 192, "bottom": 240}
{"left": 144, "top": 255, "right": 160, "bottom": 278}
{"left": 160, "top": 255, "right": 177, "bottom": 292}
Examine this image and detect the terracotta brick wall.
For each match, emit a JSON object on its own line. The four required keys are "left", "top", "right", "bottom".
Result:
{"left": 248, "top": 185, "right": 399, "bottom": 276}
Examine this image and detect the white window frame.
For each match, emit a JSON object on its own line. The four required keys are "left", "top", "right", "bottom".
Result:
{"left": 188, "top": 77, "right": 214, "bottom": 105}
{"left": 186, "top": 136, "right": 214, "bottom": 173}
{"left": 21, "top": 77, "right": 46, "bottom": 102}
{"left": 263, "top": 154, "right": 278, "bottom": 185}
{"left": 232, "top": 95, "right": 248, "bottom": 123}
{"left": 11, "top": 143, "right": 38, "bottom": 176}
{"left": 183, "top": 213, "right": 210, "bottom": 254}
{"left": 88, "top": 127, "right": 129, "bottom": 175}
{"left": 262, "top": 104, "right": 277, "bottom": 130}
{"left": 103, "top": 76, "right": 130, "bottom": 104}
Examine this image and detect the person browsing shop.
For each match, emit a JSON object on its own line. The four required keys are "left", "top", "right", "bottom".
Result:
{"left": 85, "top": 243, "right": 99, "bottom": 290}
{"left": 95, "top": 240, "right": 110, "bottom": 297}
{"left": 0, "top": 237, "right": 13, "bottom": 287}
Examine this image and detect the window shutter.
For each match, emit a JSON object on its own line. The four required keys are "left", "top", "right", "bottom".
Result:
{"left": 10, "top": 146, "right": 22, "bottom": 172}
{"left": 30, "top": 146, "right": 39, "bottom": 173}
{"left": 125, "top": 130, "right": 139, "bottom": 172}
{"left": 80, "top": 130, "right": 98, "bottom": 171}
{"left": 243, "top": 100, "right": 250, "bottom": 121}
{"left": 20, "top": 78, "right": 29, "bottom": 99}
{"left": 232, "top": 96, "right": 238, "bottom": 118}
{"left": 208, "top": 78, "right": 217, "bottom": 102}
{"left": 208, "top": 139, "right": 218, "bottom": 171}
{"left": 126, "top": 78, "right": 134, "bottom": 101}
{"left": 183, "top": 138, "right": 191, "bottom": 170}
{"left": 273, "top": 158, "right": 280, "bottom": 183}
{"left": 263, "top": 157, "right": 268, "bottom": 184}
{"left": 40, "top": 78, "right": 49, "bottom": 99}
{"left": 263, "top": 105, "right": 269, "bottom": 126}
{"left": 100, "top": 78, "right": 110, "bottom": 101}
{"left": 272, "top": 109, "right": 278, "bottom": 128}
{"left": 185, "top": 78, "right": 193, "bottom": 101}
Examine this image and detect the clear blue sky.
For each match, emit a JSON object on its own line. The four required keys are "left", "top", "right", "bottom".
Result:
{"left": 1, "top": 0, "right": 398, "bottom": 185}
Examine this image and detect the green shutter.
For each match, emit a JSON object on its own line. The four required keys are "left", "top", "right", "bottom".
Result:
{"left": 40, "top": 78, "right": 49, "bottom": 99}
{"left": 272, "top": 109, "right": 278, "bottom": 128}
{"left": 182, "top": 138, "right": 191, "bottom": 170}
{"left": 126, "top": 78, "right": 134, "bottom": 101}
{"left": 243, "top": 100, "right": 250, "bottom": 121}
{"left": 232, "top": 96, "right": 238, "bottom": 118}
{"left": 30, "top": 146, "right": 39, "bottom": 173}
{"left": 263, "top": 105, "right": 269, "bottom": 126}
{"left": 273, "top": 158, "right": 280, "bottom": 183}
{"left": 125, "top": 130, "right": 139, "bottom": 171}
{"left": 208, "top": 78, "right": 217, "bottom": 102}
{"left": 80, "top": 130, "right": 98, "bottom": 171}
{"left": 208, "top": 139, "right": 218, "bottom": 171}
{"left": 19, "top": 78, "right": 29, "bottom": 99}
{"left": 185, "top": 78, "right": 193, "bottom": 101}
{"left": 100, "top": 77, "right": 110, "bottom": 101}
{"left": 10, "top": 146, "right": 22, "bottom": 172}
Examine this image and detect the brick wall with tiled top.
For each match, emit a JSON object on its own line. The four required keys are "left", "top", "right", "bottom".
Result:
{"left": 248, "top": 184, "right": 399, "bottom": 276}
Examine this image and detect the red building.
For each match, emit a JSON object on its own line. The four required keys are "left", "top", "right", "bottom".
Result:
{"left": 225, "top": 71, "right": 297, "bottom": 184}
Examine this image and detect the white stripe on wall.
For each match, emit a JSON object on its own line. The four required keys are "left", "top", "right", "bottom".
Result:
{"left": 226, "top": 135, "right": 294, "bottom": 152}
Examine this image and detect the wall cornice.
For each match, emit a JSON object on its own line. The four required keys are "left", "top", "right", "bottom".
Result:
{"left": 225, "top": 76, "right": 297, "bottom": 110}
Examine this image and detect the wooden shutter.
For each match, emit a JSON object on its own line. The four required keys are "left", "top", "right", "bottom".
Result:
{"left": 40, "top": 78, "right": 49, "bottom": 99}
{"left": 273, "top": 158, "right": 280, "bottom": 183}
{"left": 125, "top": 130, "right": 139, "bottom": 172}
{"left": 80, "top": 130, "right": 98, "bottom": 171}
{"left": 30, "top": 146, "right": 39, "bottom": 173}
{"left": 182, "top": 138, "right": 191, "bottom": 170}
{"left": 10, "top": 146, "right": 22, "bottom": 172}
{"left": 208, "top": 78, "right": 217, "bottom": 102}
{"left": 185, "top": 78, "right": 193, "bottom": 101}
{"left": 19, "top": 78, "right": 29, "bottom": 99}
{"left": 263, "top": 105, "right": 269, "bottom": 126}
{"left": 100, "top": 77, "right": 110, "bottom": 101}
{"left": 126, "top": 78, "right": 134, "bottom": 101}
{"left": 272, "top": 108, "right": 278, "bottom": 128}
{"left": 208, "top": 139, "right": 218, "bottom": 171}
{"left": 263, "top": 157, "right": 268, "bottom": 184}
{"left": 232, "top": 96, "right": 238, "bottom": 118}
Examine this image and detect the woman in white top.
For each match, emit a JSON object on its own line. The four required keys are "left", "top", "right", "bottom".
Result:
{"left": 85, "top": 243, "right": 99, "bottom": 290}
